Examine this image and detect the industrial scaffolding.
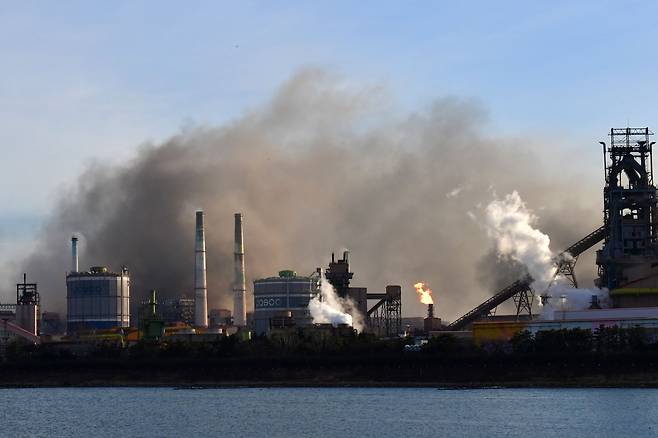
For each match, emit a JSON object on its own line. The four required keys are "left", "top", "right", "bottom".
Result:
{"left": 366, "top": 286, "right": 402, "bottom": 338}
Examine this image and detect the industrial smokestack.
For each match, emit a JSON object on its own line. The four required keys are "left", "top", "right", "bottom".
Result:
{"left": 233, "top": 213, "right": 246, "bottom": 327}
{"left": 71, "top": 236, "right": 79, "bottom": 273}
{"left": 194, "top": 210, "right": 208, "bottom": 327}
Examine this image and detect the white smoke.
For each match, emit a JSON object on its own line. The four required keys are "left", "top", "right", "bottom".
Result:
{"left": 538, "top": 284, "right": 609, "bottom": 320}
{"left": 482, "top": 191, "right": 608, "bottom": 318}
{"left": 308, "top": 273, "right": 364, "bottom": 331}
{"left": 483, "top": 191, "right": 554, "bottom": 291}
{"left": 446, "top": 186, "right": 466, "bottom": 199}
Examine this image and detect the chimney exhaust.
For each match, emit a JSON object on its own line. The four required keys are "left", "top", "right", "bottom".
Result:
{"left": 233, "top": 213, "right": 247, "bottom": 327}
{"left": 194, "top": 210, "right": 208, "bottom": 328}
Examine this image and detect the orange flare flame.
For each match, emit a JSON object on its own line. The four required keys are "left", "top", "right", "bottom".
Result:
{"left": 414, "top": 282, "right": 434, "bottom": 305}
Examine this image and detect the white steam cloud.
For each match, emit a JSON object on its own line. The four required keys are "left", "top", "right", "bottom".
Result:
{"left": 308, "top": 273, "right": 364, "bottom": 331}
{"left": 483, "top": 191, "right": 554, "bottom": 291}
{"left": 539, "top": 284, "right": 609, "bottom": 319}
{"left": 482, "top": 191, "right": 608, "bottom": 317}
{"left": 446, "top": 186, "right": 465, "bottom": 199}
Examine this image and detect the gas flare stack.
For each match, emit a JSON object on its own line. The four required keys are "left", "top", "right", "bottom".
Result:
{"left": 194, "top": 210, "right": 208, "bottom": 328}
{"left": 424, "top": 304, "right": 441, "bottom": 332}
{"left": 233, "top": 213, "right": 247, "bottom": 327}
{"left": 415, "top": 282, "right": 441, "bottom": 332}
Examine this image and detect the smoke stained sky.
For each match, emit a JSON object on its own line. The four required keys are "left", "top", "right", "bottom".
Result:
{"left": 6, "top": 69, "right": 605, "bottom": 319}
{"left": 3, "top": 1, "right": 658, "bottom": 219}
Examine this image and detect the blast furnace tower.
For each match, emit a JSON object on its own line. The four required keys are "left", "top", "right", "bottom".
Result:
{"left": 596, "top": 127, "right": 658, "bottom": 306}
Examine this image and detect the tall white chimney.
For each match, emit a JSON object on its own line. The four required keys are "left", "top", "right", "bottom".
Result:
{"left": 71, "top": 236, "right": 79, "bottom": 273}
{"left": 233, "top": 213, "right": 247, "bottom": 327}
{"left": 194, "top": 210, "right": 208, "bottom": 328}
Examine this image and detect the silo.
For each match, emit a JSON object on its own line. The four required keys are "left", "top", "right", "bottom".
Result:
{"left": 66, "top": 266, "right": 130, "bottom": 333}
{"left": 253, "top": 270, "right": 319, "bottom": 335}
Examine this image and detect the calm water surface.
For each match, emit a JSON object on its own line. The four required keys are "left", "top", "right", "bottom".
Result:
{"left": 1, "top": 387, "right": 657, "bottom": 437}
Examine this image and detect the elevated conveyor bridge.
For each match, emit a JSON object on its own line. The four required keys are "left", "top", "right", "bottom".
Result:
{"left": 446, "top": 226, "right": 606, "bottom": 331}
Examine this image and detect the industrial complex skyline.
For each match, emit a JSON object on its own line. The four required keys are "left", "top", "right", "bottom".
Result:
{"left": 7, "top": 5, "right": 658, "bottom": 434}
{"left": 3, "top": 2, "right": 658, "bottom": 320}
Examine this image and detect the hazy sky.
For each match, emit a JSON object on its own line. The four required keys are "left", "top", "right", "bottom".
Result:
{"left": 2, "top": 1, "right": 658, "bottom": 287}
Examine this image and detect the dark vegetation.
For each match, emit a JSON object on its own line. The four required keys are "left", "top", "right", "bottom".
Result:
{"left": 4, "top": 327, "right": 658, "bottom": 387}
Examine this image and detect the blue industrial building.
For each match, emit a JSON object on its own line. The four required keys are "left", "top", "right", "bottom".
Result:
{"left": 253, "top": 270, "right": 318, "bottom": 335}
{"left": 66, "top": 266, "right": 130, "bottom": 333}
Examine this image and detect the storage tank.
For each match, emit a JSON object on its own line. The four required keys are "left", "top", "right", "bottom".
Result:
{"left": 15, "top": 305, "right": 38, "bottom": 336}
{"left": 253, "top": 270, "right": 318, "bottom": 335}
{"left": 66, "top": 266, "right": 130, "bottom": 334}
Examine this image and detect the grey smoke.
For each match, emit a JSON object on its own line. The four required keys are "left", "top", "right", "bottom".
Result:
{"left": 476, "top": 249, "right": 527, "bottom": 292}
{"left": 12, "top": 68, "right": 604, "bottom": 320}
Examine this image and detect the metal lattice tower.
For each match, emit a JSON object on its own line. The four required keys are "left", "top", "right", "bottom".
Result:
{"left": 16, "top": 273, "right": 39, "bottom": 306}
{"left": 513, "top": 287, "right": 534, "bottom": 318}
{"left": 543, "top": 253, "right": 579, "bottom": 295}
{"left": 367, "top": 285, "right": 402, "bottom": 337}
{"left": 555, "top": 256, "right": 579, "bottom": 288}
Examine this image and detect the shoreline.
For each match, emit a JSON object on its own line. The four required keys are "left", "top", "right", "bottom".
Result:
{"left": 4, "top": 379, "right": 658, "bottom": 389}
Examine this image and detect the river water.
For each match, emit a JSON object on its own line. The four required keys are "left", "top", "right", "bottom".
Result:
{"left": 1, "top": 387, "right": 657, "bottom": 437}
